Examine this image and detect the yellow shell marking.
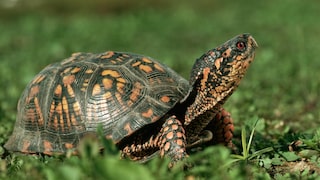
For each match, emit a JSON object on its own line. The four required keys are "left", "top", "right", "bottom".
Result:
{"left": 54, "top": 84, "right": 62, "bottom": 97}
{"left": 92, "top": 84, "right": 102, "bottom": 96}
{"left": 132, "top": 61, "right": 141, "bottom": 67}
{"left": 34, "top": 97, "right": 44, "bottom": 126}
{"left": 32, "top": 74, "right": 46, "bottom": 84}
{"left": 43, "top": 140, "right": 53, "bottom": 152}
{"left": 65, "top": 143, "right": 74, "bottom": 149}
{"left": 22, "top": 141, "right": 31, "bottom": 153}
{"left": 101, "top": 51, "right": 114, "bottom": 59}
{"left": 71, "top": 67, "right": 81, "bottom": 73}
{"left": 154, "top": 63, "right": 165, "bottom": 72}
{"left": 66, "top": 85, "right": 75, "bottom": 97}
{"left": 124, "top": 122, "right": 134, "bottom": 135}
{"left": 160, "top": 96, "right": 170, "bottom": 103}
{"left": 142, "top": 108, "right": 153, "bottom": 118}
{"left": 101, "top": 69, "right": 120, "bottom": 77}
{"left": 63, "top": 75, "right": 75, "bottom": 86}
{"left": 139, "top": 64, "right": 153, "bottom": 73}
{"left": 142, "top": 57, "right": 152, "bottom": 63}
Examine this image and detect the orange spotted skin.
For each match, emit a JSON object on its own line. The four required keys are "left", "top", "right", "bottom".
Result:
{"left": 5, "top": 34, "right": 257, "bottom": 166}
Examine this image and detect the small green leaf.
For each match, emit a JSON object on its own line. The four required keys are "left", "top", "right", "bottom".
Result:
{"left": 298, "top": 150, "right": 320, "bottom": 158}
{"left": 259, "top": 158, "right": 272, "bottom": 169}
{"left": 280, "top": 151, "right": 300, "bottom": 162}
{"left": 271, "top": 157, "right": 284, "bottom": 166}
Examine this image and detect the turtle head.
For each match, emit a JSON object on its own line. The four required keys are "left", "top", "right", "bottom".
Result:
{"left": 189, "top": 33, "right": 258, "bottom": 89}
{"left": 185, "top": 33, "right": 258, "bottom": 124}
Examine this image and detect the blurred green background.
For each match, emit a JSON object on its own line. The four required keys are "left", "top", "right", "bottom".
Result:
{"left": 0, "top": 0, "right": 319, "bottom": 179}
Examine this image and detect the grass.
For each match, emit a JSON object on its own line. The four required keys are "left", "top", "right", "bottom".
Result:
{"left": 1, "top": 0, "right": 320, "bottom": 179}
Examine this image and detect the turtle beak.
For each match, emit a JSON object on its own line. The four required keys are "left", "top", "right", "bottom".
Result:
{"left": 248, "top": 35, "right": 258, "bottom": 49}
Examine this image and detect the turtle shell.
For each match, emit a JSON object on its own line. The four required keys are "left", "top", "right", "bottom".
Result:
{"left": 5, "top": 51, "right": 190, "bottom": 154}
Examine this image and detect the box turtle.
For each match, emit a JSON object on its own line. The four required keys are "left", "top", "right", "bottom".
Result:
{"left": 5, "top": 33, "right": 257, "bottom": 165}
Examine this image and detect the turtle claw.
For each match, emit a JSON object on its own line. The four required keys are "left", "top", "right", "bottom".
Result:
{"left": 186, "top": 130, "right": 214, "bottom": 148}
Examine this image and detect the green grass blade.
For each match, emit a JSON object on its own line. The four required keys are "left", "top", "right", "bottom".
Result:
{"left": 246, "top": 119, "right": 259, "bottom": 157}
{"left": 241, "top": 127, "right": 248, "bottom": 158}
{"left": 248, "top": 147, "right": 274, "bottom": 160}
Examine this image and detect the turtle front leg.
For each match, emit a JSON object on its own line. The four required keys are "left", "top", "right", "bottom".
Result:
{"left": 203, "top": 108, "right": 234, "bottom": 148}
{"left": 187, "top": 108, "right": 234, "bottom": 149}
{"left": 158, "top": 115, "right": 187, "bottom": 166}
{"left": 120, "top": 115, "right": 187, "bottom": 166}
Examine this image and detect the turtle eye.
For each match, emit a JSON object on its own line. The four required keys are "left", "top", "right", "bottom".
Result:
{"left": 236, "top": 41, "right": 246, "bottom": 51}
